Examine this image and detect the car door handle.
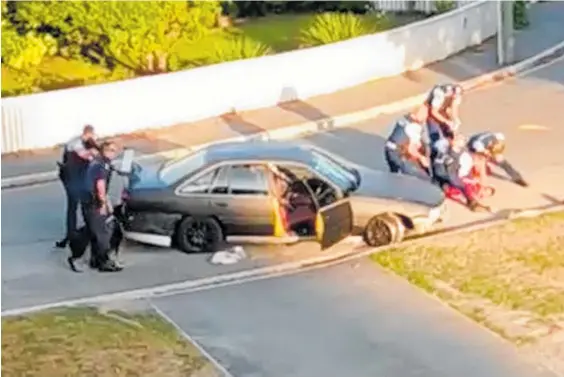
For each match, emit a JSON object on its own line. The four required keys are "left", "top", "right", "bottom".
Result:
{"left": 212, "top": 201, "right": 228, "bottom": 208}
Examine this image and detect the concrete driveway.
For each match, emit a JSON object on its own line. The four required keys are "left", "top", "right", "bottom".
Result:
{"left": 2, "top": 57, "right": 563, "bottom": 312}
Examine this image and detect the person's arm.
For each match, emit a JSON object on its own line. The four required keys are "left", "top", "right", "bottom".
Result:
{"left": 405, "top": 124, "right": 428, "bottom": 166}
{"left": 428, "top": 89, "right": 452, "bottom": 126}
{"left": 69, "top": 138, "right": 93, "bottom": 161}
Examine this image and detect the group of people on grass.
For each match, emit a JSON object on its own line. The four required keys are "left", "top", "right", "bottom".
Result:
{"left": 385, "top": 83, "right": 528, "bottom": 212}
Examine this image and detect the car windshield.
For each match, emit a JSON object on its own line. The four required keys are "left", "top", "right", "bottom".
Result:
{"left": 159, "top": 149, "right": 208, "bottom": 185}
{"left": 309, "top": 149, "right": 357, "bottom": 193}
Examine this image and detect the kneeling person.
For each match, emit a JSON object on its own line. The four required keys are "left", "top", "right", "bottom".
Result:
{"left": 467, "top": 131, "right": 528, "bottom": 187}
{"left": 432, "top": 135, "right": 490, "bottom": 212}
{"left": 384, "top": 114, "right": 430, "bottom": 181}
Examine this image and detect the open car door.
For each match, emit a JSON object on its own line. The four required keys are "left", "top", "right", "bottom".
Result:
{"left": 315, "top": 199, "right": 353, "bottom": 250}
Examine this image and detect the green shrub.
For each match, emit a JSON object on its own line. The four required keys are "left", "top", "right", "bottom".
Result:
{"left": 204, "top": 36, "right": 272, "bottom": 65}
{"left": 299, "top": 12, "right": 373, "bottom": 47}
{"left": 435, "top": 0, "right": 456, "bottom": 14}
{"left": 1, "top": 20, "right": 56, "bottom": 70}
{"left": 513, "top": 0, "right": 529, "bottom": 30}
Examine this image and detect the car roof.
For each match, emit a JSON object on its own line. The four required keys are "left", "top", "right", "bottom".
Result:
{"left": 204, "top": 140, "right": 315, "bottom": 165}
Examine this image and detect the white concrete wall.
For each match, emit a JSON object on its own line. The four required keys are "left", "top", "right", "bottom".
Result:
{"left": 1, "top": 0, "right": 497, "bottom": 153}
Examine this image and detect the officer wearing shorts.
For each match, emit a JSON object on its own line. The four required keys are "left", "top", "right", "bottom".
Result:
{"left": 82, "top": 141, "right": 122, "bottom": 272}
{"left": 384, "top": 114, "right": 431, "bottom": 181}
{"left": 467, "top": 131, "right": 528, "bottom": 187}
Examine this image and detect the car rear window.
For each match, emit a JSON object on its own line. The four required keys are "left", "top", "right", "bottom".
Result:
{"left": 159, "top": 149, "right": 208, "bottom": 185}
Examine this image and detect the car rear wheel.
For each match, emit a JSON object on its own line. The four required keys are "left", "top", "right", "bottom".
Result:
{"left": 362, "top": 213, "right": 405, "bottom": 247}
{"left": 175, "top": 216, "right": 224, "bottom": 254}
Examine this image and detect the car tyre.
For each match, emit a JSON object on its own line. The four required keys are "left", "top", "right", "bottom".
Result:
{"left": 176, "top": 216, "right": 224, "bottom": 254}
{"left": 362, "top": 213, "right": 405, "bottom": 247}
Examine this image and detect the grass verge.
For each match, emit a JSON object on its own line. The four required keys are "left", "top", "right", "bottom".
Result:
{"left": 372, "top": 211, "right": 564, "bottom": 372}
{"left": 1, "top": 306, "right": 219, "bottom": 377}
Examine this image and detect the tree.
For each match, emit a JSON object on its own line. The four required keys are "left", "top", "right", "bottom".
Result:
{"left": 9, "top": 1, "right": 222, "bottom": 74}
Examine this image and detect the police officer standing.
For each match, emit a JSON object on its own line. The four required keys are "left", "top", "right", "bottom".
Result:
{"left": 55, "top": 125, "right": 98, "bottom": 249}
{"left": 384, "top": 107, "right": 431, "bottom": 181}
{"left": 80, "top": 140, "right": 123, "bottom": 272}
{"left": 423, "top": 83, "right": 463, "bottom": 146}
{"left": 467, "top": 131, "right": 529, "bottom": 187}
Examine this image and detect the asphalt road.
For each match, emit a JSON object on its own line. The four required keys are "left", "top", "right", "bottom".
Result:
{"left": 152, "top": 260, "right": 557, "bottom": 377}
{"left": 2, "top": 57, "right": 563, "bottom": 314}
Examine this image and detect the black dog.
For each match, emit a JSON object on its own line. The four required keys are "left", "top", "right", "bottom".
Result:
{"left": 67, "top": 216, "right": 124, "bottom": 272}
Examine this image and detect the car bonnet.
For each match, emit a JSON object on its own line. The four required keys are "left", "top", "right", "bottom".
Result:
{"left": 352, "top": 167, "right": 445, "bottom": 208}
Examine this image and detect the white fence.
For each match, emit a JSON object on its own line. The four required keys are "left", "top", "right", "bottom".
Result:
{"left": 1, "top": 0, "right": 497, "bottom": 153}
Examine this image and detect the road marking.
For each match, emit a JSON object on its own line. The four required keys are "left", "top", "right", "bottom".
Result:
{"left": 518, "top": 124, "right": 551, "bottom": 131}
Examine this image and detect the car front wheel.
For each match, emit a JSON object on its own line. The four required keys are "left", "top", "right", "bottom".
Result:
{"left": 175, "top": 216, "right": 224, "bottom": 254}
{"left": 362, "top": 213, "right": 405, "bottom": 247}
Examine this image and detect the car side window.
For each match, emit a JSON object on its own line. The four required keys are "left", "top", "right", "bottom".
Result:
{"left": 210, "top": 166, "right": 230, "bottom": 194}
{"left": 179, "top": 168, "right": 219, "bottom": 194}
{"left": 228, "top": 165, "right": 269, "bottom": 196}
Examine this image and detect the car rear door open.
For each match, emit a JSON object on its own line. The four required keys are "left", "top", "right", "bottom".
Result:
{"left": 315, "top": 199, "right": 353, "bottom": 250}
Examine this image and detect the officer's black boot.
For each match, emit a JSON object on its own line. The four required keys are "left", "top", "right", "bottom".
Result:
{"left": 67, "top": 256, "right": 82, "bottom": 273}
{"left": 98, "top": 259, "right": 123, "bottom": 272}
{"left": 55, "top": 238, "right": 68, "bottom": 249}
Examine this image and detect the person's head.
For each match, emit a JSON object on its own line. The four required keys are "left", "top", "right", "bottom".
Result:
{"left": 490, "top": 134, "right": 506, "bottom": 158}
{"left": 100, "top": 140, "right": 119, "bottom": 161}
{"left": 451, "top": 133, "right": 466, "bottom": 152}
{"left": 81, "top": 124, "right": 95, "bottom": 140}
{"left": 445, "top": 84, "right": 463, "bottom": 99}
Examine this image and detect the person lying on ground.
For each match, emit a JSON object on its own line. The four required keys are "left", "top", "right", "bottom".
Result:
{"left": 431, "top": 135, "right": 491, "bottom": 212}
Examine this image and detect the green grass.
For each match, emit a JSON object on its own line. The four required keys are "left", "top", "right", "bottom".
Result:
{"left": 2, "top": 12, "right": 417, "bottom": 96}
{"left": 1, "top": 306, "right": 216, "bottom": 377}
{"left": 372, "top": 211, "right": 564, "bottom": 344}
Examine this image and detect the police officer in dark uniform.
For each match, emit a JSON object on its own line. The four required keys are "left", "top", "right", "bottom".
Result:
{"left": 80, "top": 140, "right": 122, "bottom": 272}
{"left": 55, "top": 125, "right": 98, "bottom": 248}
{"left": 431, "top": 137, "right": 490, "bottom": 212}
{"left": 384, "top": 110, "right": 431, "bottom": 181}
{"left": 467, "top": 131, "right": 528, "bottom": 187}
{"left": 423, "top": 83, "right": 463, "bottom": 146}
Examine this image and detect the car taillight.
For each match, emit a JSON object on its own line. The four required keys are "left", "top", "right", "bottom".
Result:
{"left": 121, "top": 189, "right": 130, "bottom": 201}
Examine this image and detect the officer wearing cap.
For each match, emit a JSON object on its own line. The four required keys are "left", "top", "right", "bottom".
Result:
{"left": 384, "top": 109, "right": 431, "bottom": 181}
{"left": 424, "top": 83, "right": 463, "bottom": 146}
{"left": 79, "top": 140, "right": 122, "bottom": 272}
{"left": 467, "top": 131, "right": 528, "bottom": 187}
{"left": 55, "top": 125, "right": 98, "bottom": 248}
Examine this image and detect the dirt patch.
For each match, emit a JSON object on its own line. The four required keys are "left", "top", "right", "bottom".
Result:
{"left": 372, "top": 211, "right": 564, "bottom": 374}
{"left": 1, "top": 306, "right": 221, "bottom": 377}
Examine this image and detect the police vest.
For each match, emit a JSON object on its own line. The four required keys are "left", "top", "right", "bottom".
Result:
{"left": 468, "top": 132, "right": 497, "bottom": 153}
{"left": 387, "top": 118, "right": 412, "bottom": 146}
{"left": 82, "top": 159, "right": 112, "bottom": 203}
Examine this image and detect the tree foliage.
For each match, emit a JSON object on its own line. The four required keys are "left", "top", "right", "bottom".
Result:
{"left": 1, "top": 3, "right": 56, "bottom": 70}
{"left": 228, "top": 1, "right": 371, "bottom": 17}
{"left": 8, "top": 0, "right": 222, "bottom": 73}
